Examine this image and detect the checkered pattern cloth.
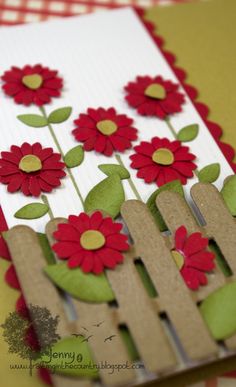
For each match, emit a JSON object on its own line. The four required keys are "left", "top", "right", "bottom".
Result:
{"left": 0, "top": 0, "right": 191, "bottom": 25}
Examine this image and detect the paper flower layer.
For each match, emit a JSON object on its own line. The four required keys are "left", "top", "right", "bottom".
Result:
{"left": 53, "top": 211, "right": 129, "bottom": 274}
{"left": 124, "top": 75, "right": 185, "bottom": 119}
{"left": 72, "top": 107, "right": 138, "bottom": 156}
{"left": 172, "top": 226, "right": 215, "bottom": 290}
{"left": 0, "top": 142, "right": 66, "bottom": 197}
{"left": 130, "top": 137, "right": 197, "bottom": 186}
{"left": 1, "top": 64, "right": 63, "bottom": 106}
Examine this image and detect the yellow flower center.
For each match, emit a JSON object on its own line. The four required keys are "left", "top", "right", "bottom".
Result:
{"left": 152, "top": 148, "right": 174, "bottom": 166}
{"left": 80, "top": 230, "right": 105, "bottom": 251}
{"left": 144, "top": 83, "right": 166, "bottom": 100}
{"left": 172, "top": 250, "right": 184, "bottom": 270}
{"left": 19, "top": 155, "right": 42, "bottom": 173}
{"left": 96, "top": 120, "right": 118, "bottom": 136}
{"left": 22, "top": 74, "right": 43, "bottom": 90}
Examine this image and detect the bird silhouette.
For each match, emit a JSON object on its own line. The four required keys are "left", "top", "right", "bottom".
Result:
{"left": 104, "top": 335, "right": 116, "bottom": 342}
{"left": 82, "top": 335, "right": 93, "bottom": 343}
{"left": 93, "top": 321, "right": 104, "bottom": 327}
{"left": 81, "top": 326, "right": 88, "bottom": 332}
{"left": 71, "top": 333, "right": 84, "bottom": 338}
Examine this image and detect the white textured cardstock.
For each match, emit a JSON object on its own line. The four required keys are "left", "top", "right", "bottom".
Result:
{"left": 0, "top": 7, "right": 233, "bottom": 231}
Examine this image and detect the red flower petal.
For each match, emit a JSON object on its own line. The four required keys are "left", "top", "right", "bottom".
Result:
{"left": 1, "top": 151, "right": 21, "bottom": 165}
{"left": 80, "top": 251, "right": 94, "bottom": 273}
{"left": 7, "top": 175, "right": 24, "bottom": 193}
{"left": 134, "top": 142, "right": 154, "bottom": 156}
{"left": 181, "top": 267, "right": 200, "bottom": 290}
{"left": 5, "top": 264, "right": 20, "bottom": 289}
{"left": 89, "top": 211, "right": 103, "bottom": 229}
{"left": 53, "top": 241, "right": 82, "bottom": 258}
{"left": 99, "top": 217, "right": 116, "bottom": 236}
{"left": 187, "top": 251, "right": 215, "bottom": 271}
{"left": 96, "top": 248, "right": 117, "bottom": 269}
{"left": 173, "top": 161, "right": 197, "bottom": 177}
{"left": 184, "top": 233, "right": 208, "bottom": 256}
{"left": 16, "top": 294, "right": 29, "bottom": 319}
{"left": 174, "top": 225, "right": 187, "bottom": 251}
{"left": 0, "top": 237, "right": 10, "bottom": 260}
{"left": 137, "top": 165, "right": 160, "bottom": 183}
{"left": 68, "top": 252, "right": 84, "bottom": 268}
{"left": 93, "top": 255, "right": 104, "bottom": 274}
{"left": 130, "top": 154, "right": 153, "bottom": 168}
{"left": 29, "top": 176, "right": 41, "bottom": 197}
{"left": 73, "top": 128, "right": 97, "bottom": 141}
{"left": 38, "top": 179, "right": 53, "bottom": 193}
{"left": 53, "top": 223, "right": 80, "bottom": 242}
{"left": 40, "top": 172, "right": 61, "bottom": 187}
{"left": 104, "top": 140, "right": 114, "bottom": 157}
{"left": 21, "top": 142, "right": 32, "bottom": 155}
{"left": 105, "top": 234, "right": 129, "bottom": 251}
{"left": 94, "top": 135, "right": 106, "bottom": 153}
{"left": 159, "top": 168, "right": 182, "bottom": 186}
{"left": 110, "top": 135, "right": 131, "bottom": 152}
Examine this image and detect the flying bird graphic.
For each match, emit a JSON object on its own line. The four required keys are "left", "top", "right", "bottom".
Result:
{"left": 104, "top": 335, "right": 116, "bottom": 342}
{"left": 93, "top": 321, "right": 104, "bottom": 327}
{"left": 82, "top": 335, "right": 93, "bottom": 343}
{"left": 81, "top": 326, "right": 88, "bottom": 332}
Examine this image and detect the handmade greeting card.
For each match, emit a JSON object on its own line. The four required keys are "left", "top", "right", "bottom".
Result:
{"left": 0, "top": 3, "right": 236, "bottom": 387}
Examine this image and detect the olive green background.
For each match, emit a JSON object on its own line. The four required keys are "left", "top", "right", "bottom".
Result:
{"left": 146, "top": 0, "right": 236, "bottom": 384}
{"left": 146, "top": 0, "right": 236, "bottom": 159}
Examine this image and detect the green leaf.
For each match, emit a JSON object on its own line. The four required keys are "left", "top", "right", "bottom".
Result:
{"left": 135, "top": 260, "right": 157, "bottom": 298}
{"left": 119, "top": 326, "right": 140, "bottom": 361}
{"left": 37, "top": 233, "right": 55, "bottom": 265}
{"left": 40, "top": 336, "right": 98, "bottom": 378}
{"left": 98, "top": 164, "right": 130, "bottom": 180}
{"left": 14, "top": 203, "right": 49, "bottom": 219}
{"left": 64, "top": 145, "right": 84, "bottom": 168}
{"left": 84, "top": 175, "right": 125, "bottom": 218}
{"left": 200, "top": 281, "right": 236, "bottom": 340}
{"left": 44, "top": 263, "right": 115, "bottom": 303}
{"left": 146, "top": 180, "right": 184, "bottom": 231}
{"left": 48, "top": 107, "right": 72, "bottom": 124}
{"left": 177, "top": 124, "right": 199, "bottom": 142}
{"left": 221, "top": 175, "right": 236, "bottom": 215}
{"left": 17, "top": 114, "right": 48, "bottom": 128}
{"left": 198, "top": 163, "right": 220, "bottom": 183}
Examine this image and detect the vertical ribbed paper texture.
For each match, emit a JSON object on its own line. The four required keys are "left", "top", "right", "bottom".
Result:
{"left": 0, "top": 8, "right": 233, "bottom": 231}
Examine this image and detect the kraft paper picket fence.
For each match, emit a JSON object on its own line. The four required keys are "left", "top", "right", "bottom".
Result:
{"left": 4, "top": 182, "right": 236, "bottom": 387}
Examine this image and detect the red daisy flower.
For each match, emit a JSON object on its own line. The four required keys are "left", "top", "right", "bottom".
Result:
{"left": 124, "top": 75, "right": 185, "bottom": 119}
{"left": 52, "top": 211, "right": 129, "bottom": 274}
{"left": 130, "top": 137, "right": 197, "bottom": 186}
{"left": 172, "top": 226, "right": 215, "bottom": 290}
{"left": 1, "top": 64, "right": 63, "bottom": 106}
{"left": 72, "top": 107, "right": 138, "bottom": 156}
{"left": 0, "top": 142, "right": 66, "bottom": 197}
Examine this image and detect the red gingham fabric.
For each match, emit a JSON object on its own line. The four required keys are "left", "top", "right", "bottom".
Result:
{"left": 0, "top": 0, "right": 192, "bottom": 26}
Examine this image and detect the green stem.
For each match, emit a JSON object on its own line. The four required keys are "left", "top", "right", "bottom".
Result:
{"left": 39, "top": 106, "right": 84, "bottom": 208}
{"left": 67, "top": 167, "right": 85, "bottom": 208}
{"left": 115, "top": 154, "right": 142, "bottom": 201}
{"left": 41, "top": 194, "right": 54, "bottom": 220}
{"left": 165, "top": 117, "right": 199, "bottom": 178}
{"left": 165, "top": 117, "right": 177, "bottom": 139}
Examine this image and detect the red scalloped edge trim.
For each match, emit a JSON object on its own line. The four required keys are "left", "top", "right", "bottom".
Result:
{"left": 135, "top": 7, "right": 236, "bottom": 173}
{"left": 1, "top": 7, "right": 236, "bottom": 386}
